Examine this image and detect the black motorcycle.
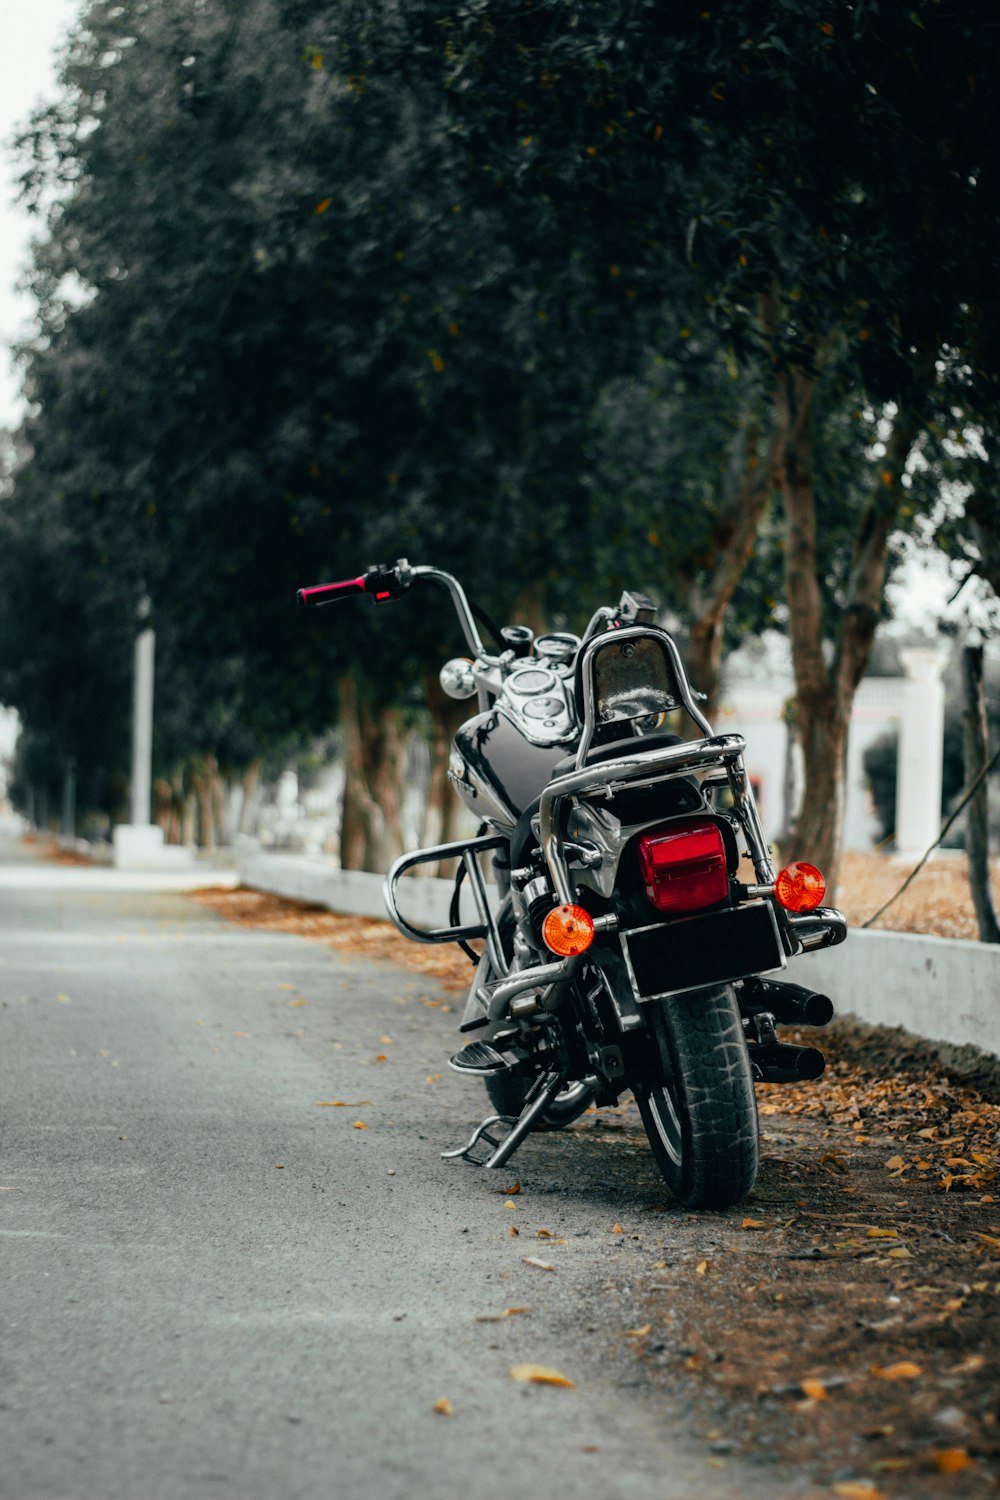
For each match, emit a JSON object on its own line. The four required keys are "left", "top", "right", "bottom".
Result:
{"left": 299, "top": 560, "right": 846, "bottom": 1208}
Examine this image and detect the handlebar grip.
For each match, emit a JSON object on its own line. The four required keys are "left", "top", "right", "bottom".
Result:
{"left": 297, "top": 576, "right": 367, "bottom": 607}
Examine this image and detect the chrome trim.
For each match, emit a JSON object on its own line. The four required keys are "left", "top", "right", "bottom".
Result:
{"left": 479, "top": 955, "right": 577, "bottom": 1021}
{"left": 383, "top": 832, "right": 506, "bottom": 952}
{"left": 786, "top": 906, "right": 848, "bottom": 953}
{"left": 539, "top": 734, "right": 750, "bottom": 905}
{"left": 575, "top": 625, "right": 713, "bottom": 769}
{"left": 410, "top": 565, "right": 485, "bottom": 659}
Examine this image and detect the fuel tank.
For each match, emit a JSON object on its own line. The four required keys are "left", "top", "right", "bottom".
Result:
{"left": 451, "top": 709, "right": 574, "bottom": 828}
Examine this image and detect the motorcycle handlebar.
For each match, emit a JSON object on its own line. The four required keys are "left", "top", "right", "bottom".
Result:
{"left": 297, "top": 562, "right": 410, "bottom": 608}
{"left": 297, "top": 559, "right": 490, "bottom": 661}
{"left": 297, "top": 575, "right": 368, "bottom": 607}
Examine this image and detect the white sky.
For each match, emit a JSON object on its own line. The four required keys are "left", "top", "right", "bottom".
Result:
{"left": 0, "top": 0, "right": 79, "bottom": 431}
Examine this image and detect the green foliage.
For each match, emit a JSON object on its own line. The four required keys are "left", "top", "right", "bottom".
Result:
{"left": 3, "top": 0, "right": 1000, "bottom": 830}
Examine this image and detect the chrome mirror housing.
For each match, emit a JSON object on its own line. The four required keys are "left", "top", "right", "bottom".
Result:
{"left": 440, "top": 657, "right": 477, "bottom": 700}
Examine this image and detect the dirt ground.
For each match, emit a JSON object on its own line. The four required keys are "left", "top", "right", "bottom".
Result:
{"left": 191, "top": 851, "right": 1000, "bottom": 1497}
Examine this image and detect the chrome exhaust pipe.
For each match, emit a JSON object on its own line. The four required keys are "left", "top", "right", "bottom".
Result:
{"left": 748, "top": 1042, "right": 826, "bottom": 1083}
{"left": 742, "top": 977, "right": 834, "bottom": 1029}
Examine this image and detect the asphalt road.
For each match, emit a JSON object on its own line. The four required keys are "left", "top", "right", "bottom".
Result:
{"left": 0, "top": 840, "right": 810, "bottom": 1500}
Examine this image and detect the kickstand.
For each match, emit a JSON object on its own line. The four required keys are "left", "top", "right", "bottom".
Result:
{"left": 441, "top": 1115, "right": 516, "bottom": 1166}
{"left": 442, "top": 1069, "right": 566, "bottom": 1172}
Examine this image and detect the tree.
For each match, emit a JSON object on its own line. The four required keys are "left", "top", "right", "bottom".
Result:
{"left": 406, "top": 0, "right": 1000, "bottom": 883}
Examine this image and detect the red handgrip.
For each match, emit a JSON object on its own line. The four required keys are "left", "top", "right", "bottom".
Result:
{"left": 297, "top": 576, "right": 366, "bottom": 607}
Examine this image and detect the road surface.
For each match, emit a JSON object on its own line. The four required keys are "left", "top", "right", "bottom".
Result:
{"left": 0, "top": 840, "right": 808, "bottom": 1499}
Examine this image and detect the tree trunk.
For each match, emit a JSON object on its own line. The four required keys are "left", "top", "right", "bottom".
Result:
{"left": 779, "top": 365, "right": 920, "bottom": 891}
{"left": 421, "top": 671, "right": 469, "bottom": 874}
{"left": 677, "top": 409, "right": 787, "bottom": 720}
{"left": 237, "top": 758, "right": 262, "bottom": 836}
{"left": 364, "top": 704, "right": 407, "bottom": 870}
{"left": 338, "top": 671, "right": 382, "bottom": 870}
{"left": 962, "top": 642, "right": 1000, "bottom": 943}
{"left": 338, "top": 670, "right": 408, "bottom": 872}
{"left": 777, "top": 697, "right": 798, "bottom": 856}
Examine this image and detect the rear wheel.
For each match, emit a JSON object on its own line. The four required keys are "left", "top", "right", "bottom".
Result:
{"left": 636, "top": 984, "right": 758, "bottom": 1209}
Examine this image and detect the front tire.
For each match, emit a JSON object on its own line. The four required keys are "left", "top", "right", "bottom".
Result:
{"left": 637, "top": 984, "right": 758, "bottom": 1209}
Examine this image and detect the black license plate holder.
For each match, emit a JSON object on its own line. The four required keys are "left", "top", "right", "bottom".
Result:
{"left": 620, "top": 902, "right": 785, "bottom": 1001}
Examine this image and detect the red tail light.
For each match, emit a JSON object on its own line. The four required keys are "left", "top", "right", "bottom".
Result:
{"left": 774, "top": 861, "right": 826, "bottom": 912}
{"left": 637, "top": 818, "right": 729, "bottom": 916}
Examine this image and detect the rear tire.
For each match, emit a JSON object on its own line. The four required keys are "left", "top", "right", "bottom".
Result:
{"left": 636, "top": 984, "right": 758, "bottom": 1209}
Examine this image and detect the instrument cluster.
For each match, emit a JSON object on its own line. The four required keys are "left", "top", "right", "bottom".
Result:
{"left": 498, "top": 634, "right": 581, "bottom": 745}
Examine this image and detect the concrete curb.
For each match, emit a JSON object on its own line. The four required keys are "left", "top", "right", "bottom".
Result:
{"left": 787, "top": 928, "right": 1000, "bottom": 1058}
{"left": 236, "top": 842, "right": 498, "bottom": 932}
{"left": 237, "top": 844, "right": 1000, "bottom": 1060}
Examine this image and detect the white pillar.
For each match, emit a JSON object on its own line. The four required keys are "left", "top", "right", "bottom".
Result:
{"left": 130, "top": 624, "right": 155, "bottom": 825}
{"left": 895, "top": 647, "right": 947, "bottom": 856}
{"left": 114, "top": 600, "right": 190, "bottom": 868}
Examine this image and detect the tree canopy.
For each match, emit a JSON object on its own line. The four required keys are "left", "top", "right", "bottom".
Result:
{"left": 2, "top": 0, "right": 999, "bottom": 871}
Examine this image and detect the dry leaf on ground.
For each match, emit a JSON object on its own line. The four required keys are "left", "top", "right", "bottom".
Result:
{"left": 509, "top": 1364, "right": 576, "bottom": 1388}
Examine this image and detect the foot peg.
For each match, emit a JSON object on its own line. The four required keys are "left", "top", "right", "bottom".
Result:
{"left": 441, "top": 1114, "right": 517, "bottom": 1165}
{"left": 448, "top": 1041, "right": 512, "bottom": 1076}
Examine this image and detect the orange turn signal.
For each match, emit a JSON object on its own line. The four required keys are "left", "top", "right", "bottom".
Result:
{"left": 774, "top": 861, "right": 826, "bottom": 913}
{"left": 541, "top": 903, "right": 595, "bottom": 956}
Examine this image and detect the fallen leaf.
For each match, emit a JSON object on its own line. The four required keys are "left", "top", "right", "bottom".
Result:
{"left": 885, "top": 1248, "right": 912, "bottom": 1259}
{"left": 626, "top": 1324, "right": 652, "bottom": 1338}
{"left": 375, "top": 1055, "right": 388, "bottom": 1063}
{"left": 741, "top": 1218, "right": 768, "bottom": 1230}
{"left": 932, "top": 1448, "right": 972, "bottom": 1473}
{"left": 949, "top": 1353, "right": 985, "bottom": 1374}
{"left": 976, "top": 1232, "right": 1000, "bottom": 1252}
{"left": 611, "top": 1223, "right": 624, "bottom": 1234}
{"left": 287, "top": 998, "right": 308, "bottom": 1007}
{"left": 832, "top": 1484, "right": 888, "bottom": 1500}
{"left": 521, "top": 1256, "right": 554, "bottom": 1272}
{"left": 353, "top": 1121, "right": 367, "bottom": 1130}
{"left": 884, "top": 1155, "right": 905, "bottom": 1171}
{"left": 866, "top": 1228, "right": 898, "bottom": 1239}
{"left": 800, "top": 1378, "right": 827, "bottom": 1400}
{"left": 494, "top": 1183, "right": 521, "bottom": 1195}
{"left": 695, "top": 1260, "right": 710, "bottom": 1276}
{"left": 871, "top": 1361, "right": 922, "bottom": 1381}
{"left": 380, "top": 1035, "right": 394, "bottom": 1045}
{"left": 279, "top": 983, "right": 296, "bottom": 991}
{"left": 536, "top": 1228, "right": 554, "bottom": 1238}
{"left": 55, "top": 993, "right": 71, "bottom": 1003}
{"left": 433, "top": 1396, "right": 454, "bottom": 1417}
{"left": 504, "top": 1200, "right": 518, "bottom": 1210}
{"left": 509, "top": 1363, "right": 575, "bottom": 1388}
{"left": 315, "top": 1100, "right": 370, "bottom": 1107}
{"left": 509, "top": 1225, "right": 520, "bottom": 1238}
